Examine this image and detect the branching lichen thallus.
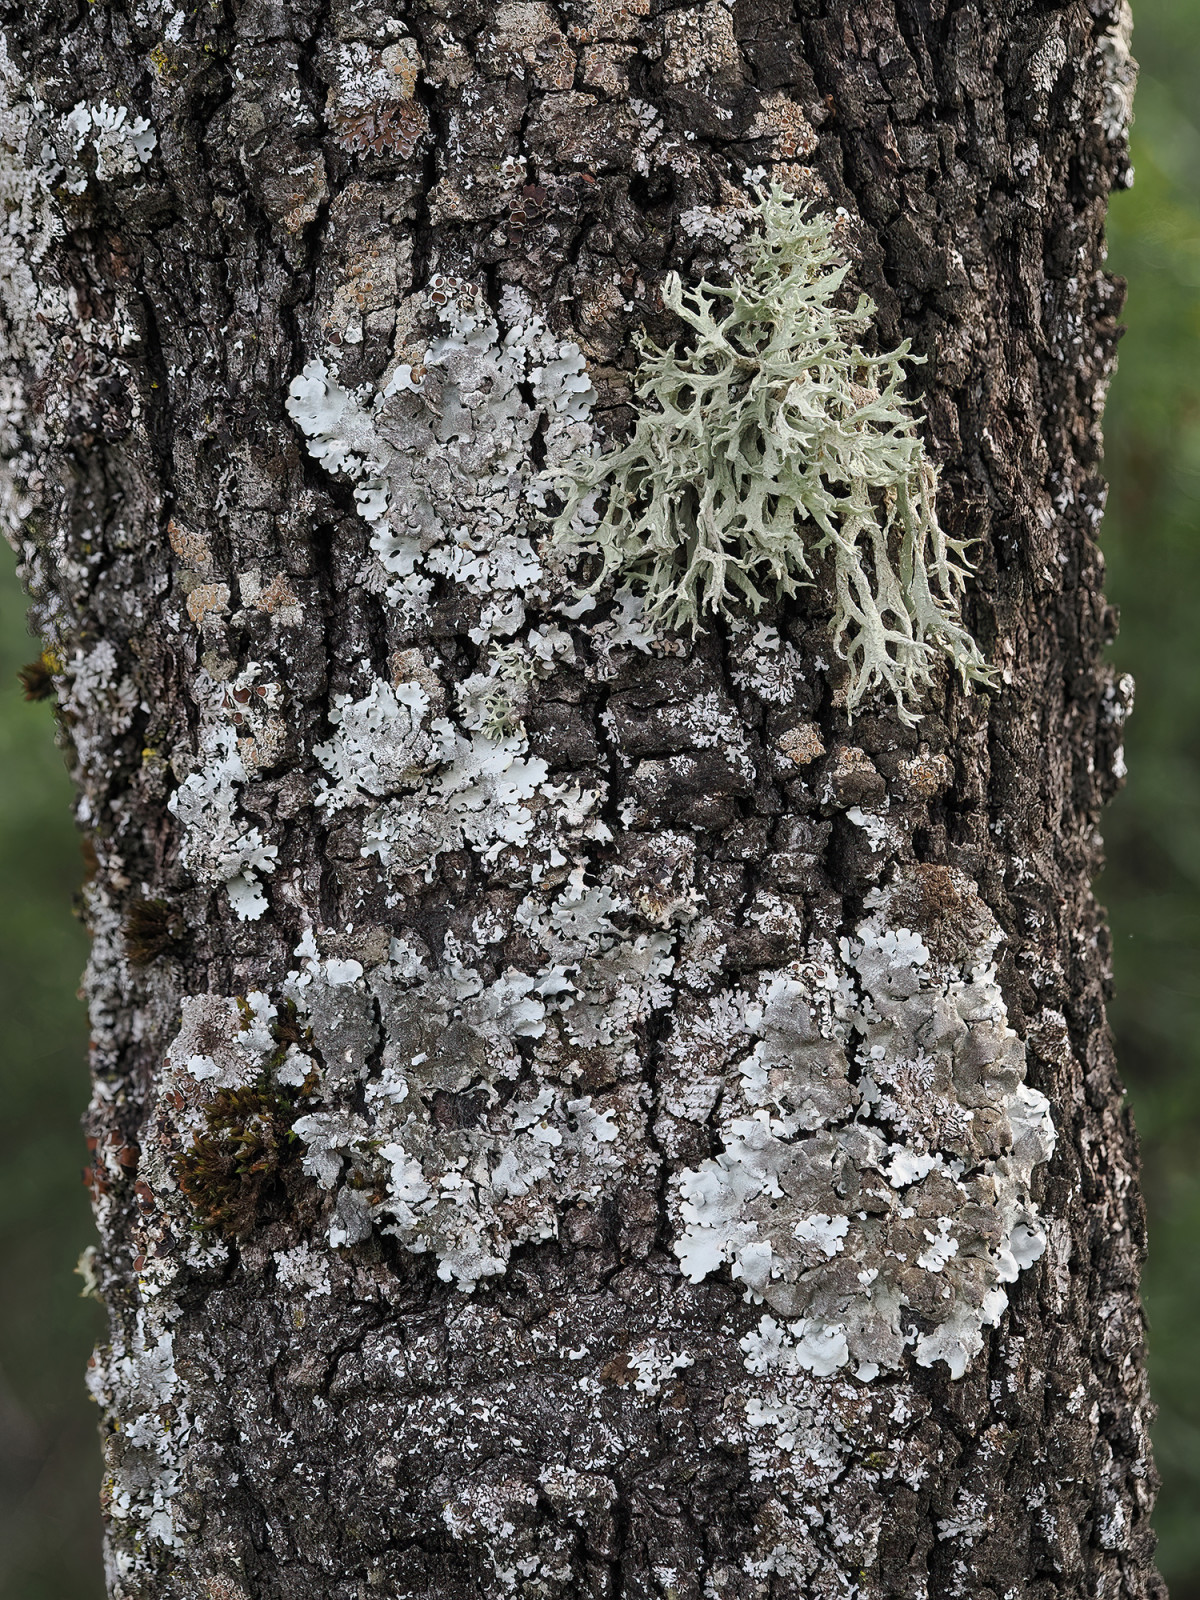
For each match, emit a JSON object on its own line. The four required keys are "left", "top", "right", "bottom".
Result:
{"left": 551, "top": 187, "right": 994, "bottom": 723}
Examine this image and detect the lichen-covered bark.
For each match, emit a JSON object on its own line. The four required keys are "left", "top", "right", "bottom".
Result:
{"left": 0, "top": 0, "right": 1157, "bottom": 1595}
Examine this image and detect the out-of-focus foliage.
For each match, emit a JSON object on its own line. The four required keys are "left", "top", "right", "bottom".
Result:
{"left": 0, "top": 557, "right": 100, "bottom": 1598}
{"left": 0, "top": 1, "right": 1196, "bottom": 1590}
{"left": 1102, "top": 1, "right": 1200, "bottom": 1590}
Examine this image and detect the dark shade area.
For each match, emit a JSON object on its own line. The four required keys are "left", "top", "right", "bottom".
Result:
{"left": 0, "top": 0, "right": 1196, "bottom": 1590}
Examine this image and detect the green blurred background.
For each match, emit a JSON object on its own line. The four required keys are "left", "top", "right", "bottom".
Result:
{"left": 1, "top": 3, "right": 1198, "bottom": 1590}
{"left": 1100, "top": 0, "right": 1200, "bottom": 1584}
{"left": 0, "top": 557, "right": 98, "bottom": 1592}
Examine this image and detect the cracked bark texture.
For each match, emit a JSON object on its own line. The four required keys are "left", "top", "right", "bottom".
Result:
{"left": 0, "top": 0, "right": 1160, "bottom": 1596}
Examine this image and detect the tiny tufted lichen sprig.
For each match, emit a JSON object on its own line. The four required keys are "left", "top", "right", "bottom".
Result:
{"left": 552, "top": 188, "right": 993, "bottom": 722}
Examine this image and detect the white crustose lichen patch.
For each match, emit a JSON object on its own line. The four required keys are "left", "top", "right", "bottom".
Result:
{"left": 667, "top": 868, "right": 1055, "bottom": 1380}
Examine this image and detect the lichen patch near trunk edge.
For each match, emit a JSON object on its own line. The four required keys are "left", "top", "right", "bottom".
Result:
{"left": 670, "top": 871, "right": 1055, "bottom": 1381}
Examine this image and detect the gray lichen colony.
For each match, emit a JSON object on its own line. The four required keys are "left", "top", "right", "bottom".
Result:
{"left": 94, "top": 180, "right": 1055, "bottom": 1572}
{"left": 265, "top": 190, "right": 1048, "bottom": 1385}
{"left": 0, "top": 0, "right": 1152, "bottom": 1591}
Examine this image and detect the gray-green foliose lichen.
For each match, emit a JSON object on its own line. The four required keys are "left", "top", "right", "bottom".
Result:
{"left": 142, "top": 862, "right": 1052, "bottom": 1386}
{"left": 669, "top": 875, "right": 1054, "bottom": 1381}
{"left": 284, "top": 274, "right": 612, "bottom": 886}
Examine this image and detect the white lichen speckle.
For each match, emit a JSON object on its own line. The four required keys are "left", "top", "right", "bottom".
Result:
{"left": 1096, "top": 1, "right": 1137, "bottom": 149}
{"left": 88, "top": 1314, "right": 186, "bottom": 1568}
{"left": 167, "top": 671, "right": 283, "bottom": 919}
{"left": 62, "top": 99, "right": 156, "bottom": 191}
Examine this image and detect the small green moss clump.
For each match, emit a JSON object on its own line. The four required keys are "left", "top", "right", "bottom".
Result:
{"left": 174, "top": 1082, "right": 306, "bottom": 1240}
{"left": 551, "top": 187, "right": 993, "bottom": 722}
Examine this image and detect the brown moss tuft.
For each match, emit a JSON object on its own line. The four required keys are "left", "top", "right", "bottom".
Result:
{"left": 174, "top": 1082, "right": 314, "bottom": 1240}
{"left": 123, "top": 898, "right": 186, "bottom": 966}
{"left": 270, "top": 997, "right": 309, "bottom": 1051}
{"left": 18, "top": 651, "right": 56, "bottom": 700}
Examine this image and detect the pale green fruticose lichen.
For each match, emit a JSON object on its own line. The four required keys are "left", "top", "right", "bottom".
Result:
{"left": 552, "top": 187, "right": 993, "bottom": 722}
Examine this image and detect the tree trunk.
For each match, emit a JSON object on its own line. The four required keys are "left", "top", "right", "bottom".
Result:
{"left": 0, "top": 0, "right": 1159, "bottom": 1595}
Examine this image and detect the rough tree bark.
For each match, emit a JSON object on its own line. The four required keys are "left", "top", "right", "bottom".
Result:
{"left": 0, "top": 0, "right": 1159, "bottom": 1595}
